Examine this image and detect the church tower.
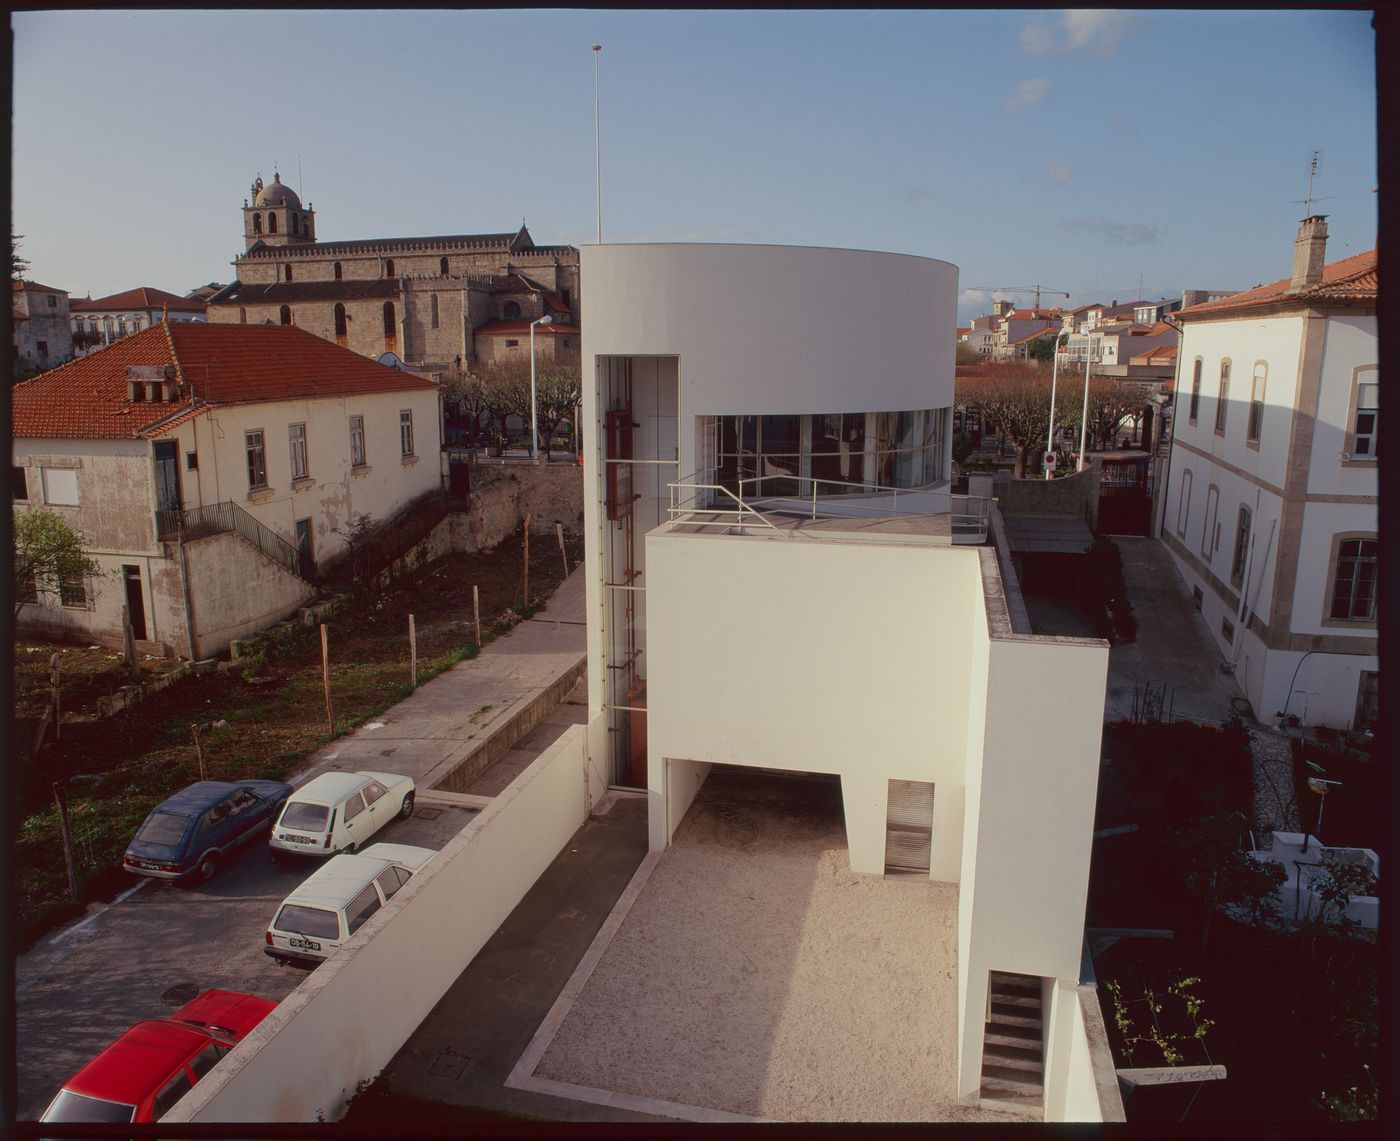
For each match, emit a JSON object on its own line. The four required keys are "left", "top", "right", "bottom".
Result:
{"left": 243, "top": 172, "right": 316, "bottom": 251}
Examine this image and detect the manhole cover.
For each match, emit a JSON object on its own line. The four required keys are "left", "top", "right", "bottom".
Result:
{"left": 161, "top": 982, "right": 200, "bottom": 1007}
{"left": 428, "top": 1048, "right": 470, "bottom": 1080}
{"left": 414, "top": 807, "right": 442, "bottom": 820}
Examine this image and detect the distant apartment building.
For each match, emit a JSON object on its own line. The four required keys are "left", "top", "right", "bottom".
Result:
{"left": 12, "top": 279, "right": 73, "bottom": 372}
{"left": 206, "top": 171, "right": 579, "bottom": 377}
{"left": 70, "top": 287, "right": 207, "bottom": 356}
{"left": 1160, "top": 216, "right": 1378, "bottom": 731}
{"left": 580, "top": 242, "right": 1115, "bottom": 1118}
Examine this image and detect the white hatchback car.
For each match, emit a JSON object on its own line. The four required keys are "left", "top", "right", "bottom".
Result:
{"left": 264, "top": 843, "right": 437, "bottom": 968}
{"left": 268, "top": 770, "right": 415, "bottom": 858}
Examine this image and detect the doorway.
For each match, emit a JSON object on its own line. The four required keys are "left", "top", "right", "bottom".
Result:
{"left": 154, "top": 441, "right": 180, "bottom": 513}
{"left": 294, "top": 519, "right": 314, "bottom": 579}
{"left": 885, "top": 779, "right": 935, "bottom": 872}
{"left": 122, "top": 565, "right": 148, "bottom": 641}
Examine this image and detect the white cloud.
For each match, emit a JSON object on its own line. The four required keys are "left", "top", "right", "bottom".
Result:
{"left": 1020, "top": 10, "right": 1146, "bottom": 58}
{"left": 1046, "top": 155, "right": 1074, "bottom": 186}
{"left": 1002, "top": 78, "right": 1052, "bottom": 112}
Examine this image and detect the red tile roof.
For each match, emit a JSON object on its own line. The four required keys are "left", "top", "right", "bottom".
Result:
{"left": 71, "top": 287, "right": 207, "bottom": 313}
{"left": 1130, "top": 345, "right": 1178, "bottom": 364}
{"left": 1177, "top": 248, "right": 1377, "bottom": 319}
{"left": 473, "top": 319, "right": 581, "bottom": 336}
{"left": 12, "top": 278, "right": 68, "bottom": 295}
{"left": 13, "top": 322, "right": 437, "bottom": 441}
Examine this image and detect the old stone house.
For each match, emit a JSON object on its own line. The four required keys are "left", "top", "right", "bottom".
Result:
{"left": 12, "top": 279, "right": 73, "bottom": 373}
{"left": 206, "top": 172, "right": 580, "bottom": 377}
{"left": 13, "top": 321, "right": 441, "bottom": 659}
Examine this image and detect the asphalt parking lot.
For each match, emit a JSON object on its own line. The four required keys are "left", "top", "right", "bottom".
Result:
{"left": 15, "top": 797, "right": 475, "bottom": 1121}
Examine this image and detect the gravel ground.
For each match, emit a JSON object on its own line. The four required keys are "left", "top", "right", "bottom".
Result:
{"left": 535, "top": 770, "right": 1019, "bottom": 1123}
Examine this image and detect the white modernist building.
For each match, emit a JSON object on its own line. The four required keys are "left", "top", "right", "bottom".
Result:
{"left": 1160, "top": 217, "right": 1378, "bottom": 731}
{"left": 579, "top": 243, "right": 1113, "bottom": 1117}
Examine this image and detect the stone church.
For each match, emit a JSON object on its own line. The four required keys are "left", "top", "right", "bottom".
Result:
{"left": 206, "top": 172, "right": 581, "bottom": 376}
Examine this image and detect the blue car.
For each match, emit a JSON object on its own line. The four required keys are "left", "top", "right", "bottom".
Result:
{"left": 123, "top": 780, "right": 294, "bottom": 885}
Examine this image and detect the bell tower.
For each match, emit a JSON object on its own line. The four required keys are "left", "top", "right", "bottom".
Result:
{"left": 243, "top": 171, "right": 316, "bottom": 251}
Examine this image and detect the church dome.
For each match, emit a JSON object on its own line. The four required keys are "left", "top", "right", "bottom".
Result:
{"left": 254, "top": 172, "right": 302, "bottom": 210}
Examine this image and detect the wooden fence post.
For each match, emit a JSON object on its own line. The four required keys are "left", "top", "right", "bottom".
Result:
{"left": 54, "top": 782, "right": 80, "bottom": 902}
{"left": 556, "top": 522, "right": 568, "bottom": 576}
{"left": 321, "top": 624, "right": 334, "bottom": 734}
{"left": 409, "top": 614, "right": 417, "bottom": 690}
{"left": 121, "top": 604, "right": 138, "bottom": 678}
{"left": 191, "top": 723, "right": 206, "bottom": 781}
{"left": 522, "top": 513, "right": 532, "bottom": 607}
{"left": 50, "top": 653, "right": 60, "bottom": 741}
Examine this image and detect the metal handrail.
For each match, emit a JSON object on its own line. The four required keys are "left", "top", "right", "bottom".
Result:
{"left": 668, "top": 477, "right": 791, "bottom": 537}
{"left": 157, "top": 500, "right": 303, "bottom": 579}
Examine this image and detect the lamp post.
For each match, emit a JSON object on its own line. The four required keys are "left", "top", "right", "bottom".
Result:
{"left": 1077, "top": 327, "right": 1095, "bottom": 472}
{"left": 530, "top": 315, "right": 554, "bottom": 463}
{"left": 593, "top": 44, "right": 603, "bottom": 244}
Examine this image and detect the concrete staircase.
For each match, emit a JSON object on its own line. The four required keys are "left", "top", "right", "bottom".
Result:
{"left": 979, "top": 971, "right": 1045, "bottom": 1117}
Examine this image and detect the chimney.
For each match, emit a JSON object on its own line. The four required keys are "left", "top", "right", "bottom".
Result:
{"left": 1290, "top": 215, "right": 1328, "bottom": 291}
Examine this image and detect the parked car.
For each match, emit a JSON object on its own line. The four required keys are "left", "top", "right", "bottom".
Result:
{"left": 39, "top": 989, "right": 276, "bottom": 1123}
{"left": 264, "top": 842, "right": 437, "bottom": 968}
{"left": 268, "top": 770, "right": 415, "bottom": 859}
{"left": 124, "top": 779, "right": 294, "bottom": 884}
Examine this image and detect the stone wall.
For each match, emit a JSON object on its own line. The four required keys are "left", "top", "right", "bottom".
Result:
{"left": 995, "top": 463, "right": 1101, "bottom": 528}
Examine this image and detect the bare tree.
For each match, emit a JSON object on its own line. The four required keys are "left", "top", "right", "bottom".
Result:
{"left": 957, "top": 363, "right": 1078, "bottom": 478}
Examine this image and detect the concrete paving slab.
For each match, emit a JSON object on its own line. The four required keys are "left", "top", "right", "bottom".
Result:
{"left": 1105, "top": 537, "right": 1246, "bottom": 725}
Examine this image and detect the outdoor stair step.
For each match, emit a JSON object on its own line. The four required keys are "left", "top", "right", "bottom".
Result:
{"left": 985, "top": 1027, "right": 1042, "bottom": 1049}
{"left": 977, "top": 1094, "right": 1044, "bottom": 1119}
{"left": 988, "top": 1007, "right": 1041, "bottom": 1029}
{"left": 980, "top": 1071, "right": 1045, "bottom": 1098}
{"left": 989, "top": 992, "right": 1041, "bottom": 1008}
{"left": 989, "top": 971, "right": 1040, "bottom": 992}
{"left": 982, "top": 1045, "right": 1044, "bottom": 1072}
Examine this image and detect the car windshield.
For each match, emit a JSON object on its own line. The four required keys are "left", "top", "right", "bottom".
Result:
{"left": 279, "top": 802, "right": 329, "bottom": 831}
{"left": 41, "top": 1089, "right": 138, "bottom": 1123}
{"left": 273, "top": 904, "right": 341, "bottom": 940}
{"left": 136, "top": 812, "right": 191, "bottom": 846}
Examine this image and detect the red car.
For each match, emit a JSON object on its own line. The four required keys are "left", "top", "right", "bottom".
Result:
{"left": 39, "top": 989, "right": 276, "bottom": 1123}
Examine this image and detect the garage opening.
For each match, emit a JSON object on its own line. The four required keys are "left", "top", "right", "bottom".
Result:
{"left": 885, "top": 779, "right": 935, "bottom": 873}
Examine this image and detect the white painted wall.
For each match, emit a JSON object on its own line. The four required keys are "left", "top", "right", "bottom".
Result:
{"left": 166, "top": 726, "right": 590, "bottom": 1124}
{"left": 644, "top": 531, "right": 979, "bottom": 881}
{"left": 183, "top": 531, "right": 316, "bottom": 658}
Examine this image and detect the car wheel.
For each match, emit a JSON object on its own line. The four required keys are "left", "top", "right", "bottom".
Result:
{"left": 344, "top": 842, "right": 357, "bottom": 855}
{"left": 196, "top": 853, "right": 219, "bottom": 883}
{"left": 399, "top": 792, "right": 415, "bottom": 820}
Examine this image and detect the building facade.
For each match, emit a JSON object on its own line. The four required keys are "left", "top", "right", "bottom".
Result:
{"left": 580, "top": 243, "right": 1112, "bottom": 1117}
{"left": 1160, "top": 217, "right": 1378, "bottom": 731}
{"left": 12, "top": 279, "right": 73, "bottom": 372}
{"left": 13, "top": 322, "right": 441, "bottom": 658}
{"left": 206, "top": 171, "right": 580, "bottom": 378}
{"left": 69, "top": 286, "right": 207, "bottom": 356}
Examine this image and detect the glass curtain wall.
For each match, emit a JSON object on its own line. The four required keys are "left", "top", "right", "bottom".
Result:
{"left": 716, "top": 409, "right": 947, "bottom": 502}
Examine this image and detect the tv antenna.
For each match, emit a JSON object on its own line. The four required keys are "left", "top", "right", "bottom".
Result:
{"left": 1289, "top": 150, "right": 1336, "bottom": 215}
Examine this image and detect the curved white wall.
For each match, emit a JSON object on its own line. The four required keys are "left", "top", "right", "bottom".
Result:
{"left": 580, "top": 243, "right": 957, "bottom": 418}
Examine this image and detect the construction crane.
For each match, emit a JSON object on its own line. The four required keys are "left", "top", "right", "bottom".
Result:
{"left": 968, "top": 284, "right": 1071, "bottom": 311}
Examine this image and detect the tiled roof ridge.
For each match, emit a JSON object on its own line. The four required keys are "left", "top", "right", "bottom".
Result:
{"left": 1178, "top": 247, "right": 1377, "bottom": 317}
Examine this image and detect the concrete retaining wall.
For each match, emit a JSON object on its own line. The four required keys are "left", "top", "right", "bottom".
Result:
{"left": 165, "top": 725, "right": 590, "bottom": 1124}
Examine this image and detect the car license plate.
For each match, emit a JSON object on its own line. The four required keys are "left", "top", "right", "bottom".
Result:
{"left": 280, "top": 833, "right": 316, "bottom": 845}
{"left": 288, "top": 937, "right": 322, "bottom": 951}
{"left": 133, "top": 860, "right": 160, "bottom": 871}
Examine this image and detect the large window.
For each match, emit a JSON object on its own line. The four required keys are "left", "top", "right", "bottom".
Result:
{"left": 1230, "top": 505, "right": 1251, "bottom": 587}
{"left": 59, "top": 571, "right": 88, "bottom": 608}
{"left": 1348, "top": 367, "right": 1379, "bottom": 459}
{"left": 41, "top": 467, "right": 79, "bottom": 506}
{"left": 289, "top": 423, "right": 308, "bottom": 480}
{"left": 350, "top": 415, "right": 366, "bottom": 467}
{"left": 400, "top": 410, "right": 415, "bottom": 457}
{"left": 14, "top": 465, "right": 29, "bottom": 501}
{"left": 1175, "top": 469, "right": 1192, "bottom": 536}
{"left": 1188, "top": 358, "right": 1202, "bottom": 423}
{"left": 1214, "top": 359, "right": 1231, "bottom": 434}
{"left": 246, "top": 430, "right": 268, "bottom": 489}
{"left": 1247, "top": 362, "right": 1266, "bottom": 444}
{"left": 1329, "top": 537, "right": 1378, "bottom": 622}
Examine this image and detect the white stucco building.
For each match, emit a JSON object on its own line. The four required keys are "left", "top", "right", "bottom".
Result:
{"left": 69, "top": 286, "right": 207, "bottom": 356}
{"left": 579, "top": 243, "right": 1115, "bottom": 1119}
{"left": 13, "top": 321, "right": 441, "bottom": 658}
{"left": 1160, "top": 217, "right": 1378, "bottom": 731}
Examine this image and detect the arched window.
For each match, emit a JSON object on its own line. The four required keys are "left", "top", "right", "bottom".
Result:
{"left": 385, "top": 259, "right": 396, "bottom": 278}
{"left": 284, "top": 264, "right": 293, "bottom": 282}
{"left": 334, "top": 303, "right": 347, "bottom": 337}
{"left": 430, "top": 294, "right": 440, "bottom": 329}
{"left": 439, "top": 257, "right": 449, "bottom": 275}
{"left": 334, "top": 261, "right": 343, "bottom": 280}
{"left": 239, "top": 307, "right": 247, "bottom": 325}
{"left": 292, "top": 212, "right": 300, "bottom": 234}
{"left": 253, "top": 213, "right": 263, "bottom": 234}
{"left": 1247, "top": 362, "right": 1267, "bottom": 444}
{"left": 503, "top": 300, "right": 522, "bottom": 320}
{"left": 280, "top": 305, "right": 292, "bottom": 326}
{"left": 268, "top": 213, "right": 278, "bottom": 234}
{"left": 383, "top": 301, "right": 396, "bottom": 336}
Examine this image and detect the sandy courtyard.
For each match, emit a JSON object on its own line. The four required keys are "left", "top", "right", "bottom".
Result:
{"left": 532, "top": 769, "right": 1015, "bottom": 1122}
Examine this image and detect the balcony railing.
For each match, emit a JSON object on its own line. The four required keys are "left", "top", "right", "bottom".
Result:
{"left": 157, "top": 500, "right": 305, "bottom": 579}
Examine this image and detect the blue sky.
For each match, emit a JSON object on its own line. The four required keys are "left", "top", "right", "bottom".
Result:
{"left": 12, "top": 8, "right": 1377, "bottom": 323}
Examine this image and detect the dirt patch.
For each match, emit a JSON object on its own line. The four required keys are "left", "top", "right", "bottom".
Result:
{"left": 12, "top": 530, "right": 584, "bottom": 951}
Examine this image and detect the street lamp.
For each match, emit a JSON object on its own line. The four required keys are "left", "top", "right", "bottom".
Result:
{"left": 593, "top": 44, "right": 603, "bottom": 244}
{"left": 1077, "top": 326, "right": 1095, "bottom": 472}
{"left": 530, "top": 315, "right": 554, "bottom": 462}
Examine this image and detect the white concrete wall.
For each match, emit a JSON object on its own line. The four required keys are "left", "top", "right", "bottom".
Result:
{"left": 1062, "top": 990, "right": 1106, "bottom": 1121}
{"left": 165, "top": 726, "right": 590, "bottom": 1124}
{"left": 644, "top": 530, "right": 979, "bottom": 880}
{"left": 183, "top": 531, "right": 316, "bottom": 658}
